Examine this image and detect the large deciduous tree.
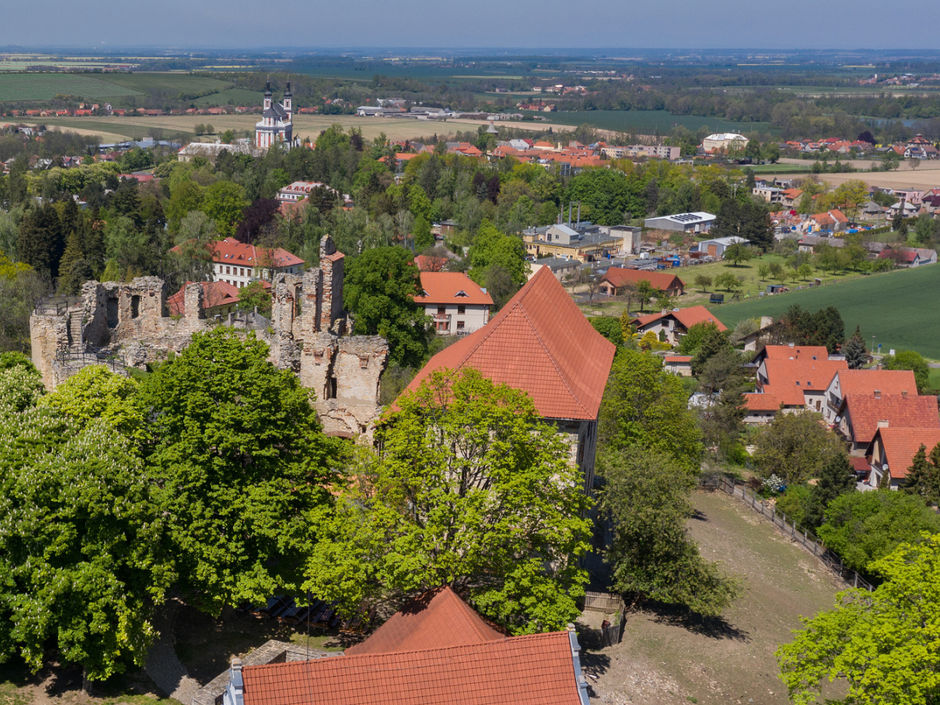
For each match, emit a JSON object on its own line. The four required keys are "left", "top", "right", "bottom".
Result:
{"left": 751, "top": 412, "right": 846, "bottom": 486}
{"left": 343, "top": 245, "right": 431, "bottom": 368}
{"left": 598, "top": 349, "right": 702, "bottom": 472}
{"left": 599, "top": 448, "right": 739, "bottom": 616}
{"left": 304, "top": 369, "right": 592, "bottom": 634}
{"left": 777, "top": 534, "right": 940, "bottom": 705}
{"left": 139, "top": 328, "right": 338, "bottom": 614}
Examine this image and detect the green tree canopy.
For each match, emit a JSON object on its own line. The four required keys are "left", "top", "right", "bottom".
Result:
{"left": 598, "top": 349, "right": 702, "bottom": 471}
{"left": 0, "top": 408, "right": 174, "bottom": 681}
{"left": 817, "top": 490, "right": 940, "bottom": 573}
{"left": 884, "top": 349, "right": 930, "bottom": 394}
{"left": 343, "top": 245, "right": 431, "bottom": 368}
{"left": 304, "top": 369, "right": 592, "bottom": 634}
{"left": 777, "top": 533, "right": 940, "bottom": 705}
{"left": 139, "top": 328, "right": 338, "bottom": 614}
{"left": 201, "top": 180, "right": 249, "bottom": 237}
{"left": 751, "top": 412, "right": 846, "bottom": 486}
{"left": 599, "top": 447, "right": 739, "bottom": 616}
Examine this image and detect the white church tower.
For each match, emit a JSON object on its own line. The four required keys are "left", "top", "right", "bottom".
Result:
{"left": 255, "top": 81, "right": 294, "bottom": 150}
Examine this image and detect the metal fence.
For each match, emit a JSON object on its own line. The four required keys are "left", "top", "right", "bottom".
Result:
{"left": 55, "top": 350, "right": 128, "bottom": 374}
{"left": 34, "top": 296, "right": 81, "bottom": 316}
{"left": 704, "top": 475, "right": 874, "bottom": 592}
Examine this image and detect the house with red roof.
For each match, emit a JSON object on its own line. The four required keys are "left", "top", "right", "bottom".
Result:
{"left": 220, "top": 587, "right": 590, "bottom": 705}
{"left": 837, "top": 392, "right": 940, "bottom": 452}
{"left": 744, "top": 348, "right": 848, "bottom": 422}
{"left": 663, "top": 354, "right": 693, "bottom": 377}
{"left": 166, "top": 280, "right": 273, "bottom": 318}
{"left": 414, "top": 271, "right": 493, "bottom": 335}
{"left": 867, "top": 427, "right": 940, "bottom": 488}
{"left": 804, "top": 209, "right": 849, "bottom": 234}
{"left": 401, "top": 267, "right": 615, "bottom": 491}
{"left": 598, "top": 268, "right": 685, "bottom": 297}
{"left": 822, "top": 369, "right": 918, "bottom": 425}
{"left": 631, "top": 306, "right": 725, "bottom": 346}
{"left": 191, "top": 238, "right": 304, "bottom": 288}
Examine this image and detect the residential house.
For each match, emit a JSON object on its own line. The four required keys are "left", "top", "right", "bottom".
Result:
{"left": 822, "top": 368, "right": 918, "bottom": 423}
{"left": 798, "top": 235, "right": 845, "bottom": 254}
{"left": 780, "top": 188, "right": 803, "bottom": 208}
{"left": 414, "top": 271, "right": 493, "bottom": 336}
{"left": 276, "top": 180, "right": 341, "bottom": 203}
{"left": 878, "top": 246, "right": 938, "bottom": 267}
{"left": 746, "top": 346, "right": 847, "bottom": 419}
{"left": 631, "top": 306, "right": 726, "bottom": 345}
{"left": 701, "top": 133, "right": 749, "bottom": 154}
{"left": 528, "top": 257, "right": 582, "bottom": 281}
{"left": 598, "top": 268, "right": 685, "bottom": 297}
{"left": 805, "top": 209, "right": 849, "bottom": 234}
{"left": 401, "top": 268, "right": 616, "bottom": 492}
{"left": 663, "top": 354, "right": 693, "bottom": 376}
{"left": 176, "top": 238, "right": 305, "bottom": 288}
{"left": 167, "top": 281, "right": 243, "bottom": 317}
{"left": 644, "top": 212, "right": 716, "bottom": 234}
{"left": 867, "top": 427, "right": 940, "bottom": 488}
{"left": 221, "top": 587, "right": 590, "bottom": 705}
{"left": 522, "top": 222, "right": 637, "bottom": 262}
{"left": 836, "top": 392, "right": 939, "bottom": 452}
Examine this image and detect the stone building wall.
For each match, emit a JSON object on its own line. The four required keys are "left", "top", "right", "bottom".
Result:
{"left": 29, "top": 236, "right": 388, "bottom": 438}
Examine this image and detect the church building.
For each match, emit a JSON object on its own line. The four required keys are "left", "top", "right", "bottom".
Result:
{"left": 255, "top": 82, "right": 295, "bottom": 150}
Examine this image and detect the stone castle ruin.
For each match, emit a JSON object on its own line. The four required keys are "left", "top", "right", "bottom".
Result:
{"left": 29, "top": 236, "right": 389, "bottom": 437}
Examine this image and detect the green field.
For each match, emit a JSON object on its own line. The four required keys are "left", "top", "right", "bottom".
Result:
{"left": 712, "top": 264, "right": 940, "bottom": 358}
{"left": 0, "top": 72, "right": 233, "bottom": 104}
{"left": 543, "top": 110, "right": 776, "bottom": 135}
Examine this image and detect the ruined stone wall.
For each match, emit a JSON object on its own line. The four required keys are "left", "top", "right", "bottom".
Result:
{"left": 29, "top": 235, "right": 389, "bottom": 439}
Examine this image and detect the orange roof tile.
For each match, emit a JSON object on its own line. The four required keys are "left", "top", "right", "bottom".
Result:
{"left": 634, "top": 306, "right": 726, "bottom": 333}
{"left": 743, "top": 392, "right": 781, "bottom": 411}
{"left": 761, "top": 357, "right": 848, "bottom": 406}
{"left": 415, "top": 272, "right": 493, "bottom": 307}
{"left": 206, "top": 238, "right": 304, "bottom": 268}
{"left": 842, "top": 393, "right": 939, "bottom": 445}
{"left": 413, "top": 255, "right": 448, "bottom": 272}
{"left": 346, "top": 587, "right": 503, "bottom": 656}
{"left": 241, "top": 632, "right": 582, "bottom": 705}
{"left": 873, "top": 427, "right": 940, "bottom": 479}
{"left": 664, "top": 355, "right": 692, "bottom": 363}
{"left": 835, "top": 369, "right": 918, "bottom": 397}
{"left": 401, "top": 268, "right": 615, "bottom": 421}
{"left": 600, "top": 267, "right": 684, "bottom": 292}
{"left": 760, "top": 344, "right": 830, "bottom": 361}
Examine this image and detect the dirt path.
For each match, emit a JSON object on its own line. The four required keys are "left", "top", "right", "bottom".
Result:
{"left": 582, "top": 490, "right": 843, "bottom": 705}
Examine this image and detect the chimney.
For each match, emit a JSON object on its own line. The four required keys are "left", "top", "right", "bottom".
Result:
{"left": 877, "top": 419, "right": 889, "bottom": 428}
{"left": 223, "top": 658, "right": 245, "bottom": 705}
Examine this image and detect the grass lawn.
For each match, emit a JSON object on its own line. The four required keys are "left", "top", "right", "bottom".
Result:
{"left": 582, "top": 489, "right": 843, "bottom": 705}
{"left": 0, "top": 74, "right": 142, "bottom": 102}
{"left": 711, "top": 263, "right": 940, "bottom": 358}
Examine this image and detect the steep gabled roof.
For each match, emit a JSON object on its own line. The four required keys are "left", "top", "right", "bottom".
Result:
{"left": 761, "top": 357, "right": 848, "bottom": 406}
{"left": 241, "top": 632, "right": 582, "bottom": 705}
{"left": 842, "top": 393, "right": 939, "bottom": 445}
{"left": 633, "top": 305, "right": 726, "bottom": 333}
{"left": 872, "top": 427, "right": 940, "bottom": 479}
{"left": 402, "top": 267, "right": 615, "bottom": 421}
{"left": 345, "top": 587, "right": 502, "bottom": 656}
{"left": 415, "top": 272, "right": 493, "bottom": 307}
{"left": 166, "top": 280, "right": 241, "bottom": 316}
{"left": 759, "top": 344, "right": 830, "bottom": 361}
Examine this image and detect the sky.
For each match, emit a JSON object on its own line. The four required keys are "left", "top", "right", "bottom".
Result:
{"left": 3, "top": 0, "right": 940, "bottom": 51}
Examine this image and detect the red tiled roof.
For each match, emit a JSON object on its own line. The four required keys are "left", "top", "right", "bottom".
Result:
{"left": 835, "top": 369, "right": 918, "bottom": 397}
{"left": 633, "top": 306, "right": 726, "bottom": 333}
{"left": 600, "top": 267, "right": 684, "bottom": 292}
{"left": 760, "top": 357, "right": 848, "bottom": 406}
{"left": 743, "top": 392, "right": 781, "bottom": 411}
{"left": 849, "top": 455, "right": 871, "bottom": 473}
{"left": 166, "top": 281, "right": 241, "bottom": 316}
{"left": 873, "top": 427, "right": 940, "bottom": 479}
{"left": 345, "top": 587, "right": 503, "bottom": 656}
{"left": 207, "top": 238, "right": 304, "bottom": 268}
{"left": 843, "top": 393, "right": 939, "bottom": 445}
{"left": 401, "top": 267, "right": 615, "bottom": 421}
{"left": 664, "top": 355, "right": 692, "bottom": 363}
{"left": 760, "top": 344, "right": 830, "bottom": 361}
{"left": 415, "top": 272, "right": 493, "bottom": 307}
{"left": 241, "top": 632, "right": 582, "bottom": 705}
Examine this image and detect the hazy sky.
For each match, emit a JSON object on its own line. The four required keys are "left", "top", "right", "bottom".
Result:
{"left": 4, "top": 0, "right": 940, "bottom": 50}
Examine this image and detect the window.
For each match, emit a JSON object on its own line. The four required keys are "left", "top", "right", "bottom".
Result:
{"left": 437, "top": 306, "right": 446, "bottom": 316}
{"left": 456, "top": 321, "right": 465, "bottom": 331}
{"left": 457, "top": 305, "right": 466, "bottom": 314}
{"left": 131, "top": 295, "right": 140, "bottom": 319}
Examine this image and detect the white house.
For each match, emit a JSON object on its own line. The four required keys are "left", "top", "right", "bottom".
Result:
{"left": 414, "top": 271, "right": 493, "bottom": 335}
{"left": 205, "top": 238, "right": 304, "bottom": 288}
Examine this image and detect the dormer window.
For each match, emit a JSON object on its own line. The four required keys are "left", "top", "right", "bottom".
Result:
{"left": 455, "top": 290, "right": 468, "bottom": 297}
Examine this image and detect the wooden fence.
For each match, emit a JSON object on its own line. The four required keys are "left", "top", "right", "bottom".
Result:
{"left": 703, "top": 475, "right": 874, "bottom": 592}
{"left": 583, "top": 591, "right": 626, "bottom": 646}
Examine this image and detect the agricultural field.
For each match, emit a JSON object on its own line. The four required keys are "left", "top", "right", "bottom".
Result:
{"left": 544, "top": 110, "right": 775, "bottom": 136}
{"left": 583, "top": 490, "right": 842, "bottom": 705}
{"left": 30, "top": 113, "right": 551, "bottom": 143}
{"left": 0, "top": 72, "right": 234, "bottom": 104}
{"left": 711, "top": 263, "right": 940, "bottom": 358}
